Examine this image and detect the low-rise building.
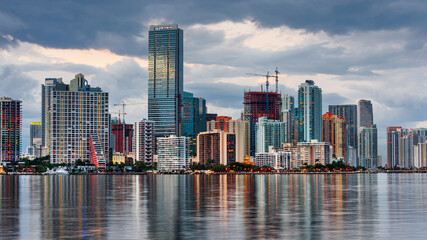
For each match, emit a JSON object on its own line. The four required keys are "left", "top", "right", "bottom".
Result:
{"left": 157, "top": 135, "right": 190, "bottom": 171}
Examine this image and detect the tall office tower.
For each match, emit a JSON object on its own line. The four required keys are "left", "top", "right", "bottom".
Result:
{"left": 41, "top": 78, "right": 68, "bottom": 150}
{"left": 281, "top": 94, "right": 295, "bottom": 144}
{"left": 183, "top": 91, "right": 194, "bottom": 137}
{"left": 298, "top": 80, "right": 322, "bottom": 142}
{"left": 255, "top": 117, "right": 286, "bottom": 153}
{"left": 387, "top": 126, "right": 402, "bottom": 168}
{"left": 49, "top": 74, "right": 109, "bottom": 167}
{"left": 243, "top": 91, "right": 281, "bottom": 155}
{"left": 207, "top": 116, "right": 250, "bottom": 162}
{"left": 157, "top": 135, "right": 189, "bottom": 171}
{"left": 197, "top": 129, "right": 236, "bottom": 165}
{"left": 111, "top": 123, "right": 133, "bottom": 154}
{"left": 358, "top": 125, "right": 378, "bottom": 169}
{"left": 358, "top": 99, "right": 373, "bottom": 129}
{"left": 148, "top": 24, "right": 184, "bottom": 137}
{"left": 134, "top": 119, "right": 154, "bottom": 162}
{"left": 322, "top": 113, "right": 346, "bottom": 161}
{"left": 329, "top": 104, "right": 358, "bottom": 163}
{"left": 193, "top": 97, "right": 207, "bottom": 134}
{"left": 0, "top": 97, "right": 22, "bottom": 163}
{"left": 30, "top": 122, "right": 42, "bottom": 146}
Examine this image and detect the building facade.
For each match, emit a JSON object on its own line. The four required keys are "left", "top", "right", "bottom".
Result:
{"left": 148, "top": 24, "right": 184, "bottom": 137}
{"left": 358, "top": 126, "right": 378, "bottom": 169}
{"left": 255, "top": 117, "right": 286, "bottom": 153}
{"left": 255, "top": 151, "right": 292, "bottom": 170}
{"left": 358, "top": 100, "right": 373, "bottom": 129}
{"left": 49, "top": 74, "right": 109, "bottom": 164}
{"left": 0, "top": 97, "right": 22, "bottom": 163}
{"left": 298, "top": 80, "right": 322, "bottom": 142}
{"left": 134, "top": 119, "right": 154, "bottom": 162}
{"left": 157, "top": 135, "right": 190, "bottom": 171}
{"left": 197, "top": 129, "right": 236, "bottom": 165}
{"left": 297, "top": 140, "right": 332, "bottom": 166}
{"left": 111, "top": 123, "right": 133, "bottom": 154}
{"left": 322, "top": 113, "right": 346, "bottom": 161}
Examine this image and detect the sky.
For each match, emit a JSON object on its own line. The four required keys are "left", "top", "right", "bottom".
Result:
{"left": 1, "top": 0, "right": 427, "bottom": 160}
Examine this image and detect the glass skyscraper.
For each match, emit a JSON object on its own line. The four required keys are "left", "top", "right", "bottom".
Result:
{"left": 298, "top": 80, "right": 322, "bottom": 142}
{"left": 148, "top": 24, "right": 183, "bottom": 137}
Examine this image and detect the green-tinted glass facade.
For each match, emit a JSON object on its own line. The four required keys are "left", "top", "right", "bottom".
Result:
{"left": 298, "top": 80, "right": 322, "bottom": 142}
{"left": 148, "top": 24, "right": 183, "bottom": 137}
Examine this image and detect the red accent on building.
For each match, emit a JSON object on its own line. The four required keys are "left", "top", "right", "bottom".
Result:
{"left": 112, "top": 123, "right": 133, "bottom": 154}
{"left": 215, "top": 116, "right": 232, "bottom": 131}
{"left": 244, "top": 91, "right": 281, "bottom": 122}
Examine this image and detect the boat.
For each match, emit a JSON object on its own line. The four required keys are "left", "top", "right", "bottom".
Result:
{"left": 43, "top": 167, "right": 69, "bottom": 175}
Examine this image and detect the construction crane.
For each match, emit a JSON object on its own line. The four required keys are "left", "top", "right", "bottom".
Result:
{"left": 274, "top": 67, "right": 280, "bottom": 93}
{"left": 246, "top": 71, "right": 277, "bottom": 119}
{"left": 112, "top": 101, "right": 147, "bottom": 157}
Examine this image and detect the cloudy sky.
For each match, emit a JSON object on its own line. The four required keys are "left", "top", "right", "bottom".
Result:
{"left": 1, "top": 0, "right": 427, "bottom": 159}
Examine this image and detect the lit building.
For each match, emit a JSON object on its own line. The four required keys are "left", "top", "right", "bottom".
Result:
{"left": 243, "top": 91, "right": 281, "bottom": 155}
{"left": 0, "top": 97, "right": 22, "bottom": 163}
{"left": 207, "top": 117, "right": 250, "bottom": 162}
{"left": 134, "top": 119, "right": 154, "bottom": 162}
{"left": 255, "top": 117, "right": 286, "bottom": 153}
{"left": 297, "top": 140, "right": 332, "bottom": 165}
{"left": 255, "top": 150, "right": 292, "bottom": 170}
{"left": 329, "top": 104, "right": 358, "bottom": 164}
{"left": 148, "top": 24, "right": 184, "bottom": 137}
{"left": 49, "top": 73, "right": 109, "bottom": 166}
{"left": 358, "top": 99, "right": 373, "bottom": 129}
{"left": 157, "top": 135, "right": 190, "bottom": 171}
{"left": 358, "top": 126, "right": 378, "bottom": 169}
{"left": 298, "top": 80, "right": 322, "bottom": 142}
{"left": 322, "top": 113, "right": 346, "bottom": 161}
{"left": 197, "top": 129, "right": 236, "bottom": 165}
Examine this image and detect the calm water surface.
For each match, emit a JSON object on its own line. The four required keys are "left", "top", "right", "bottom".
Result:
{"left": 0, "top": 174, "right": 427, "bottom": 239}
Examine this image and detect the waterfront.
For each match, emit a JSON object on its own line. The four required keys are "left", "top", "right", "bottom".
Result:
{"left": 1, "top": 174, "right": 427, "bottom": 239}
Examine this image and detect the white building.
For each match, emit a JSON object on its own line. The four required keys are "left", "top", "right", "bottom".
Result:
{"left": 297, "top": 140, "right": 332, "bottom": 165}
{"left": 134, "top": 119, "right": 154, "bottom": 162}
{"left": 255, "top": 150, "right": 292, "bottom": 170}
{"left": 157, "top": 135, "right": 190, "bottom": 171}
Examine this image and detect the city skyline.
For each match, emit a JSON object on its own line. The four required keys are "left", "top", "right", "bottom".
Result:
{"left": 1, "top": 1, "right": 427, "bottom": 159}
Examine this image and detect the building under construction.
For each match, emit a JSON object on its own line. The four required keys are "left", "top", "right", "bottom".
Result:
{"left": 243, "top": 91, "right": 281, "bottom": 156}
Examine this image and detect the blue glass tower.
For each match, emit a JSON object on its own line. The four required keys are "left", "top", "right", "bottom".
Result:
{"left": 148, "top": 24, "right": 183, "bottom": 137}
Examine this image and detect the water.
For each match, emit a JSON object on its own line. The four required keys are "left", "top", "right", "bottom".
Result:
{"left": 1, "top": 174, "right": 427, "bottom": 239}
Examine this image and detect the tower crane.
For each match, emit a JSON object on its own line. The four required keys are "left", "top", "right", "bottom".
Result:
{"left": 274, "top": 67, "right": 280, "bottom": 93}
{"left": 246, "top": 71, "right": 278, "bottom": 119}
{"left": 112, "top": 101, "right": 147, "bottom": 157}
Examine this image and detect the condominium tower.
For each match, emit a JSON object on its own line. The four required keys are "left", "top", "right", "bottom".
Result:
{"left": 0, "top": 97, "right": 22, "bottom": 163}
{"left": 134, "top": 119, "right": 154, "bottom": 162}
{"left": 148, "top": 24, "right": 184, "bottom": 137}
{"left": 298, "top": 80, "right": 322, "bottom": 142}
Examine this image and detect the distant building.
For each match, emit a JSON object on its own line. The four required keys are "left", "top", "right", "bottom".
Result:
{"left": 197, "top": 129, "right": 236, "bottom": 165}
{"left": 255, "top": 150, "right": 292, "bottom": 170}
{"left": 387, "top": 126, "right": 402, "bottom": 168}
{"left": 207, "top": 117, "right": 250, "bottom": 162}
{"left": 0, "top": 97, "right": 22, "bottom": 163}
{"left": 134, "top": 119, "right": 154, "bottom": 162}
{"left": 329, "top": 104, "right": 358, "bottom": 163}
{"left": 157, "top": 135, "right": 190, "bottom": 171}
{"left": 298, "top": 80, "right": 322, "bottom": 142}
{"left": 30, "top": 122, "right": 42, "bottom": 146}
{"left": 49, "top": 73, "right": 109, "bottom": 166}
{"left": 148, "top": 24, "right": 184, "bottom": 137}
{"left": 358, "top": 100, "right": 373, "bottom": 129}
{"left": 358, "top": 126, "right": 378, "bottom": 169}
{"left": 297, "top": 140, "right": 332, "bottom": 165}
{"left": 281, "top": 94, "right": 296, "bottom": 144}
{"left": 255, "top": 117, "right": 286, "bottom": 153}
{"left": 322, "top": 113, "right": 346, "bottom": 162}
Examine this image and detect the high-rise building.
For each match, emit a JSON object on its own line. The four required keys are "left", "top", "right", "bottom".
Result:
{"left": 193, "top": 97, "right": 207, "bottom": 135}
{"left": 255, "top": 117, "right": 286, "bottom": 153}
{"left": 0, "top": 97, "right": 22, "bottom": 163}
{"left": 329, "top": 104, "right": 358, "bottom": 163}
{"left": 358, "top": 100, "right": 373, "bottom": 129}
{"left": 243, "top": 91, "right": 282, "bottom": 155}
{"left": 207, "top": 117, "right": 250, "bottom": 162}
{"left": 322, "top": 113, "right": 346, "bottom": 161}
{"left": 157, "top": 135, "right": 189, "bottom": 171}
{"left": 134, "top": 119, "right": 154, "bottom": 162}
{"left": 111, "top": 123, "right": 133, "bottom": 154}
{"left": 358, "top": 126, "right": 378, "bottom": 169}
{"left": 297, "top": 140, "right": 332, "bottom": 165}
{"left": 298, "top": 80, "right": 322, "bottom": 142}
{"left": 281, "top": 94, "right": 296, "bottom": 144}
{"left": 30, "top": 122, "right": 42, "bottom": 146}
{"left": 41, "top": 78, "right": 68, "bottom": 150}
{"left": 197, "top": 129, "right": 236, "bottom": 165}
{"left": 49, "top": 74, "right": 109, "bottom": 166}
{"left": 183, "top": 91, "right": 207, "bottom": 137}
{"left": 148, "top": 24, "right": 184, "bottom": 137}
{"left": 387, "top": 126, "right": 402, "bottom": 168}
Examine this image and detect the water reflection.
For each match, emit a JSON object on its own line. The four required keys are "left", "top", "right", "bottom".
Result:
{"left": 1, "top": 174, "right": 427, "bottom": 239}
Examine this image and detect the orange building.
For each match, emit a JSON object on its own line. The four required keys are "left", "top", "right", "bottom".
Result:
{"left": 322, "top": 112, "right": 346, "bottom": 162}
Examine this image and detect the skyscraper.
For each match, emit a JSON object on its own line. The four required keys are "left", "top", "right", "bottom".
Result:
{"left": 322, "top": 113, "right": 346, "bottom": 161}
{"left": 255, "top": 117, "right": 286, "bottom": 153}
{"left": 298, "top": 80, "right": 322, "bottom": 142}
{"left": 148, "top": 24, "right": 184, "bottom": 137}
{"left": 134, "top": 119, "right": 154, "bottom": 162}
{"left": 358, "top": 100, "right": 373, "bottom": 129}
{"left": 157, "top": 135, "right": 189, "bottom": 171}
{"left": 387, "top": 126, "right": 402, "bottom": 168}
{"left": 30, "top": 122, "right": 42, "bottom": 146}
{"left": 281, "top": 94, "right": 296, "bottom": 144}
{"left": 0, "top": 97, "right": 22, "bottom": 163}
{"left": 358, "top": 126, "right": 378, "bottom": 169}
{"left": 49, "top": 74, "right": 109, "bottom": 167}
{"left": 197, "top": 129, "right": 236, "bottom": 165}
